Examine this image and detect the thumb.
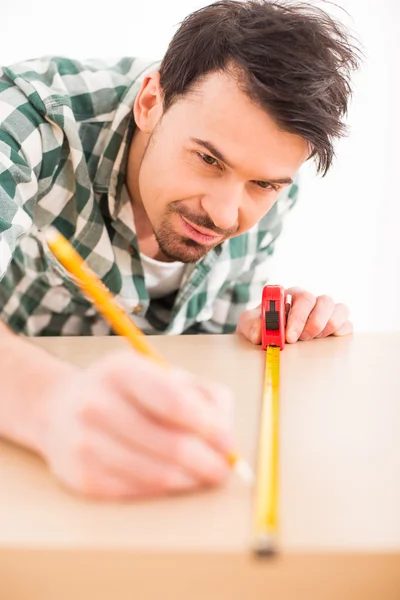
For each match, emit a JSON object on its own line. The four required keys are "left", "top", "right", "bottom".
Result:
{"left": 237, "top": 305, "right": 262, "bottom": 345}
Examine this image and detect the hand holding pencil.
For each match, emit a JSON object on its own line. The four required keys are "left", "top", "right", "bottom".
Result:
{"left": 37, "top": 227, "right": 244, "bottom": 499}
{"left": 39, "top": 346, "right": 236, "bottom": 498}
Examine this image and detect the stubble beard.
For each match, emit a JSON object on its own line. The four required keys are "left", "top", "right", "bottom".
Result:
{"left": 154, "top": 214, "right": 217, "bottom": 263}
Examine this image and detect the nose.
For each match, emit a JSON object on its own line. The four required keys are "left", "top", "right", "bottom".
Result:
{"left": 200, "top": 184, "right": 242, "bottom": 232}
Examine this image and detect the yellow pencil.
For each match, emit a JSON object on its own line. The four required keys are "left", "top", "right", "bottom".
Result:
{"left": 45, "top": 227, "right": 253, "bottom": 484}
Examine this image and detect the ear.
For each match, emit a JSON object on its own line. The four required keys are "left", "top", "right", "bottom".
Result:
{"left": 133, "top": 71, "right": 163, "bottom": 134}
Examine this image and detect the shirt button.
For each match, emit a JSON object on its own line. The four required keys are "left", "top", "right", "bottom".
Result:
{"left": 129, "top": 244, "right": 136, "bottom": 257}
{"left": 131, "top": 305, "right": 143, "bottom": 314}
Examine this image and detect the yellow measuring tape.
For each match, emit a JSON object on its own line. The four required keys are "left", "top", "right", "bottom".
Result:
{"left": 253, "top": 345, "right": 281, "bottom": 556}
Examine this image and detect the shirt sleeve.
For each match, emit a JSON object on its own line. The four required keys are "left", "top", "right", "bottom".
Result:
{"left": 0, "top": 81, "right": 43, "bottom": 280}
{"left": 194, "top": 181, "right": 299, "bottom": 334}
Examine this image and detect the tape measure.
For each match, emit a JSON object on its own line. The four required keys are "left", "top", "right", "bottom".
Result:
{"left": 253, "top": 285, "right": 286, "bottom": 556}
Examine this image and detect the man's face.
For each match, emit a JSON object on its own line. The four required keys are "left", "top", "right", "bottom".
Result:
{"left": 133, "top": 70, "right": 309, "bottom": 263}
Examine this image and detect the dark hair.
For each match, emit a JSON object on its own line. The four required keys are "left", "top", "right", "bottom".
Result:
{"left": 159, "top": 0, "right": 361, "bottom": 175}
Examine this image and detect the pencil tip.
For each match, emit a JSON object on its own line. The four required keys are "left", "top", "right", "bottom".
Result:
{"left": 234, "top": 459, "right": 254, "bottom": 485}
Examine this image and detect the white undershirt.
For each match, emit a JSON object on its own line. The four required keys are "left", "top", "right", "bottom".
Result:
{"left": 120, "top": 185, "right": 192, "bottom": 299}
{"left": 140, "top": 252, "right": 188, "bottom": 299}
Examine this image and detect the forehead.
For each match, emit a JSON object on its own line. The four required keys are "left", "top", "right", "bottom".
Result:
{"left": 165, "top": 70, "right": 310, "bottom": 173}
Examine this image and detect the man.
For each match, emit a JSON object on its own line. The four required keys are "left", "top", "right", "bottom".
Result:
{"left": 0, "top": 1, "right": 359, "bottom": 498}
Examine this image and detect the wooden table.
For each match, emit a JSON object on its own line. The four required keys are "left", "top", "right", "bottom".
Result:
{"left": 1, "top": 333, "right": 399, "bottom": 599}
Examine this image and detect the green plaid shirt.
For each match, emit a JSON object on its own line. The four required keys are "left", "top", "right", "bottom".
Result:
{"left": 0, "top": 56, "right": 298, "bottom": 337}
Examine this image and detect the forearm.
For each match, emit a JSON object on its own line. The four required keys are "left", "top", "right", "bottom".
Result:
{"left": 0, "top": 321, "right": 74, "bottom": 455}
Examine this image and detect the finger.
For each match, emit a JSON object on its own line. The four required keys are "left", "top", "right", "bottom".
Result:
{"left": 332, "top": 320, "right": 353, "bottom": 337}
{"left": 285, "top": 289, "right": 316, "bottom": 343}
{"left": 284, "top": 291, "right": 292, "bottom": 308}
{"left": 80, "top": 394, "right": 230, "bottom": 482}
{"left": 59, "top": 467, "right": 143, "bottom": 500}
{"left": 237, "top": 305, "right": 262, "bottom": 345}
{"left": 315, "top": 303, "right": 350, "bottom": 338}
{"left": 285, "top": 302, "right": 291, "bottom": 321}
{"left": 90, "top": 351, "right": 229, "bottom": 446}
{"left": 84, "top": 473, "right": 144, "bottom": 500}
{"left": 192, "top": 379, "right": 235, "bottom": 450}
{"left": 299, "top": 295, "right": 336, "bottom": 341}
{"left": 76, "top": 429, "right": 219, "bottom": 497}
{"left": 67, "top": 458, "right": 199, "bottom": 500}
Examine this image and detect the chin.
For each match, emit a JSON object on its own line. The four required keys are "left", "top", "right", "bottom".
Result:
{"left": 158, "top": 237, "right": 214, "bottom": 263}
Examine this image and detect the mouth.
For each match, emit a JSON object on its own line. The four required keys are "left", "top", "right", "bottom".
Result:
{"left": 178, "top": 215, "right": 223, "bottom": 245}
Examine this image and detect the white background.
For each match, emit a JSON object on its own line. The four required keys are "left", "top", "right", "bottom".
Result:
{"left": 1, "top": 0, "right": 399, "bottom": 331}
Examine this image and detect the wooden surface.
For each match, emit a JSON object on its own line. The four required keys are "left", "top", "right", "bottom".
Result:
{"left": 1, "top": 333, "right": 400, "bottom": 599}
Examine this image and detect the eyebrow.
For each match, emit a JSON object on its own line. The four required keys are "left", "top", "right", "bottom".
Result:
{"left": 190, "top": 137, "right": 294, "bottom": 185}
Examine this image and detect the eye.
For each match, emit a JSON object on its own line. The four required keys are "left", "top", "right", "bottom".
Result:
{"left": 198, "top": 152, "right": 219, "bottom": 167}
{"left": 254, "top": 181, "right": 278, "bottom": 191}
